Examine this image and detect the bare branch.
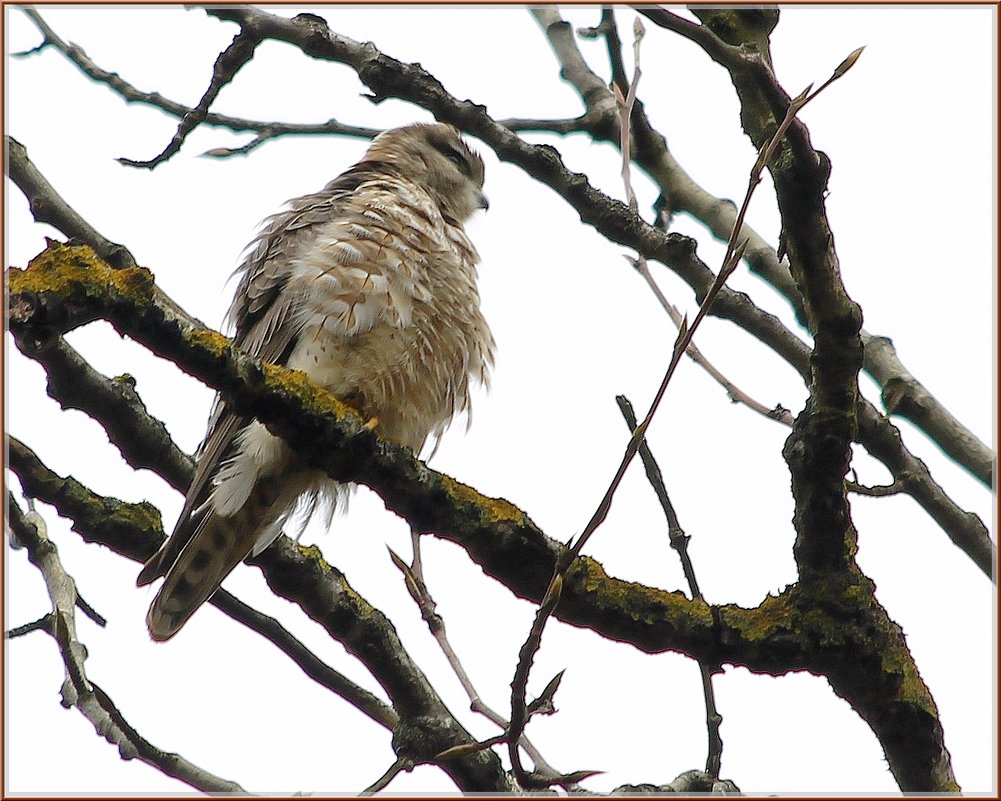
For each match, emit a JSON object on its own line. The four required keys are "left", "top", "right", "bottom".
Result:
{"left": 118, "top": 28, "right": 263, "bottom": 168}
{"left": 6, "top": 494, "right": 245, "bottom": 793}
{"left": 577, "top": 8, "right": 629, "bottom": 94}
{"left": 864, "top": 335, "right": 993, "bottom": 487}
{"left": 5, "top": 284, "right": 715, "bottom": 660}
{"left": 847, "top": 480, "right": 903, "bottom": 498}
{"left": 607, "top": 17, "right": 794, "bottom": 427}
{"left": 5, "top": 134, "right": 201, "bottom": 329}
{"left": 7, "top": 11, "right": 981, "bottom": 787}
{"left": 19, "top": 8, "right": 380, "bottom": 155}
{"left": 616, "top": 769, "right": 741, "bottom": 793}
{"left": 388, "top": 539, "right": 567, "bottom": 782}
{"left": 646, "top": 10, "right": 959, "bottom": 789}
{"left": 7, "top": 352, "right": 954, "bottom": 796}
{"left": 614, "top": 397, "right": 701, "bottom": 600}
{"left": 630, "top": 256, "right": 795, "bottom": 425}
{"left": 210, "top": 588, "right": 400, "bottom": 732}
{"left": 615, "top": 395, "right": 723, "bottom": 778}
{"left": 498, "top": 115, "right": 591, "bottom": 134}
{"left": 5, "top": 135, "right": 136, "bottom": 270}
{"left": 6, "top": 613, "right": 55, "bottom": 639}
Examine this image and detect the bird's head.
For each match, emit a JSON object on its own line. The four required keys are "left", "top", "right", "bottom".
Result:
{"left": 365, "top": 123, "right": 488, "bottom": 224}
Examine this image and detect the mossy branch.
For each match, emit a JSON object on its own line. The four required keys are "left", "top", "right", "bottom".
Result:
{"left": 8, "top": 241, "right": 958, "bottom": 790}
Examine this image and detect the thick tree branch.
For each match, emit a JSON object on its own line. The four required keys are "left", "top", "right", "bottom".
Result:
{"left": 13, "top": 335, "right": 193, "bottom": 493}
{"left": 646, "top": 8, "right": 955, "bottom": 790}
{"left": 719, "top": 581, "right": 957, "bottom": 792}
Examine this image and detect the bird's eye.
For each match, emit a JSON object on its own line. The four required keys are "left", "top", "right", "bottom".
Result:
{"left": 445, "top": 149, "right": 470, "bottom": 175}
{"left": 428, "top": 130, "right": 474, "bottom": 176}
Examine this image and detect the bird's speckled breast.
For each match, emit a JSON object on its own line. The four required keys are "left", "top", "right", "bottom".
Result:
{"left": 284, "top": 177, "right": 493, "bottom": 450}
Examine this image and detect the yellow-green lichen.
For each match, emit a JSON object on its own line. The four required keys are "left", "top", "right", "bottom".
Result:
{"left": 114, "top": 499, "right": 164, "bottom": 534}
{"left": 879, "top": 630, "right": 937, "bottom": 715}
{"left": 440, "top": 474, "right": 527, "bottom": 526}
{"left": 296, "top": 542, "right": 332, "bottom": 571}
{"left": 569, "top": 556, "right": 711, "bottom": 626}
{"left": 726, "top": 591, "right": 796, "bottom": 642}
{"left": 11, "top": 241, "right": 154, "bottom": 302}
{"left": 184, "top": 327, "right": 364, "bottom": 428}
{"left": 186, "top": 327, "right": 234, "bottom": 357}
{"left": 261, "top": 362, "right": 358, "bottom": 421}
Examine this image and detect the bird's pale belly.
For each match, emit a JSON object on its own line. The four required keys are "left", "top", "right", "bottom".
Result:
{"left": 288, "top": 318, "right": 458, "bottom": 452}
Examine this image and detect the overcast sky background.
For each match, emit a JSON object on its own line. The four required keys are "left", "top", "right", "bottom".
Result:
{"left": 5, "top": 5, "right": 997, "bottom": 795}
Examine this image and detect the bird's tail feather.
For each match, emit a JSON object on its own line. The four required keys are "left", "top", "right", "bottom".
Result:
{"left": 146, "top": 480, "right": 285, "bottom": 641}
{"left": 146, "top": 514, "right": 249, "bottom": 641}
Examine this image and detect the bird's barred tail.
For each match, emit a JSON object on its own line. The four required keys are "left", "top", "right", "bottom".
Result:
{"left": 146, "top": 481, "right": 283, "bottom": 641}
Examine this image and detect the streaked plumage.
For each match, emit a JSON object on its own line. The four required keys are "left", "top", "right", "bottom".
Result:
{"left": 138, "top": 123, "right": 494, "bottom": 640}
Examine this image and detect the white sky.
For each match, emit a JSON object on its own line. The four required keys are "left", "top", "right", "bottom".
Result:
{"left": 5, "top": 5, "right": 997, "bottom": 795}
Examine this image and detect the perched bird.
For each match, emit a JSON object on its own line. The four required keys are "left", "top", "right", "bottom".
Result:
{"left": 138, "top": 123, "right": 494, "bottom": 641}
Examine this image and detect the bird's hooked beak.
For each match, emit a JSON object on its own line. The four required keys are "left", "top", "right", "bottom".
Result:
{"left": 476, "top": 190, "right": 490, "bottom": 212}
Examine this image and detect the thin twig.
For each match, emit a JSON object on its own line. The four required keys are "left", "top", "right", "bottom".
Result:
{"left": 615, "top": 395, "right": 723, "bottom": 778}
{"left": 210, "top": 587, "right": 399, "bottom": 731}
{"left": 701, "top": 663, "right": 723, "bottom": 779}
{"left": 389, "top": 539, "right": 567, "bottom": 783}
{"left": 615, "top": 396, "right": 701, "bottom": 601}
{"left": 498, "top": 115, "right": 591, "bottom": 134}
{"left": 73, "top": 590, "right": 108, "bottom": 628}
{"left": 629, "top": 255, "right": 795, "bottom": 426}
{"left": 507, "top": 572, "right": 568, "bottom": 788}
{"left": 613, "top": 17, "right": 644, "bottom": 213}
{"left": 360, "top": 756, "right": 413, "bottom": 796}
{"left": 119, "top": 27, "right": 265, "bottom": 168}
{"left": 6, "top": 614, "right": 55, "bottom": 639}
{"left": 846, "top": 480, "right": 904, "bottom": 498}
{"left": 576, "top": 8, "right": 629, "bottom": 94}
